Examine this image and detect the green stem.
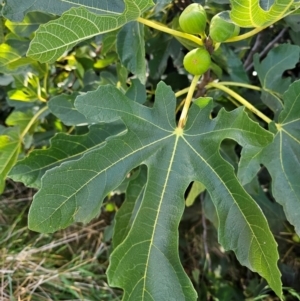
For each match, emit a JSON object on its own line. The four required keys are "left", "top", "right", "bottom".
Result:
{"left": 219, "top": 82, "right": 281, "bottom": 98}
{"left": 37, "top": 80, "right": 47, "bottom": 102}
{"left": 225, "top": 27, "right": 266, "bottom": 43}
{"left": 178, "top": 75, "right": 200, "bottom": 128}
{"left": 216, "top": 81, "right": 262, "bottom": 91}
{"left": 20, "top": 106, "right": 48, "bottom": 140}
{"left": 175, "top": 87, "right": 190, "bottom": 98}
{"left": 206, "top": 82, "right": 272, "bottom": 124}
{"left": 43, "top": 63, "right": 49, "bottom": 95}
{"left": 137, "top": 17, "right": 203, "bottom": 46}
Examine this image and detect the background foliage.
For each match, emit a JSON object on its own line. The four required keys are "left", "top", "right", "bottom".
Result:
{"left": 1, "top": 0, "right": 300, "bottom": 300}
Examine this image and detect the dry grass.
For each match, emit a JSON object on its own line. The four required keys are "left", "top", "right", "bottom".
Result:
{"left": 0, "top": 180, "right": 121, "bottom": 301}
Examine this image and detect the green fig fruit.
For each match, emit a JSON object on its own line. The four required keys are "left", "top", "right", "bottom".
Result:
{"left": 209, "top": 11, "right": 240, "bottom": 43}
{"left": 183, "top": 47, "right": 211, "bottom": 75}
{"left": 179, "top": 3, "right": 207, "bottom": 35}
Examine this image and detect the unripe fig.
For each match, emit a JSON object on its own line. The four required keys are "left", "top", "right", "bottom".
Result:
{"left": 209, "top": 11, "right": 240, "bottom": 43}
{"left": 179, "top": 3, "right": 207, "bottom": 35}
{"left": 183, "top": 47, "right": 211, "bottom": 75}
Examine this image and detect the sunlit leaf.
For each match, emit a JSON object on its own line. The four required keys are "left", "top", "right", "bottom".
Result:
{"left": 185, "top": 181, "right": 205, "bottom": 207}
{"left": 0, "top": 126, "right": 21, "bottom": 193}
{"left": 0, "top": 43, "right": 23, "bottom": 73}
{"left": 230, "top": 0, "right": 293, "bottom": 28}
{"left": 5, "top": 12, "right": 57, "bottom": 37}
{"left": 27, "top": 0, "right": 154, "bottom": 63}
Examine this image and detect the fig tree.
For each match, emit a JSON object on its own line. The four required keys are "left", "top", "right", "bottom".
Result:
{"left": 183, "top": 47, "right": 211, "bottom": 75}
{"left": 209, "top": 11, "right": 240, "bottom": 43}
{"left": 179, "top": 3, "right": 207, "bottom": 35}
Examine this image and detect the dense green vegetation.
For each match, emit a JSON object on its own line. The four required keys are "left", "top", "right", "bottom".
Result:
{"left": 1, "top": 0, "right": 300, "bottom": 300}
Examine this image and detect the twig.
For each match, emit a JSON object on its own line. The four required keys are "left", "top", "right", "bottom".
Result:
{"left": 245, "top": 27, "right": 288, "bottom": 72}
{"left": 201, "top": 194, "right": 211, "bottom": 273}
{"left": 195, "top": 69, "right": 212, "bottom": 98}
{"left": 243, "top": 32, "right": 264, "bottom": 69}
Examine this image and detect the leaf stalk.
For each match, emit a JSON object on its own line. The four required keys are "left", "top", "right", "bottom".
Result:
{"left": 216, "top": 81, "right": 262, "bottom": 91}
{"left": 137, "top": 17, "right": 203, "bottom": 46}
{"left": 206, "top": 82, "right": 272, "bottom": 124}
{"left": 20, "top": 106, "right": 48, "bottom": 140}
{"left": 178, "top": 75, "right": 200, "bottom": 128}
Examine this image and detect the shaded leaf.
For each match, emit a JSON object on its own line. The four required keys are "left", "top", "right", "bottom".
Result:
{"left": 146, "top": 33, "right": 183, "bottom": 80}
{"left": 2, "top": 0, "right": 126, "bottom": 22}
{"left": 48, "top": 93, "right": 89, "bottom": 126}
{"left": 125, "top": 78, "right": 147, "bottom": 104}
{"left": 102, "top": 30, "right": 118, "bottom": 55}
{"left": 254, "top": 44, "right": 300, "bottom": 118}
{"left": 285, "top": 10, "right": 300, "bottom": 32}
{"left": 238, "top": 80, "right": 300, "bottom": 237}
{"left": 117, "top": 21, "right": 146, "bottom": 84}
{"left": 203, "top": 192, "right": 219, "bottom": 229}
{"left": 5, "top": 12, "right": 57, "bottom": 37}
{"left": 244, "top": 178, "right": 286, "bottom": 235}
{"left": 212, "top": 44, "right": 248, "bottom": 83}
{"left": 113, "top": 166, "right": 147, "bottom": 248}
{"left": 9, "top": 123, "right": 125, "bottom": 189}
{"left": 29, "top": 82, "right": 280, "bottom": 297}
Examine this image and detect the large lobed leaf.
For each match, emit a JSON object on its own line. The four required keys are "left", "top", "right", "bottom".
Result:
{"left": 230, "top": 0, "right": 294, "bottom": 28}
{"left": 28, "top": 82, "right": 281, "bottom": 298}
{"left": 26, "top": 0, "right": 154, "bottom": 63}
{"left": 238, "top": 80, "right": 300, "bottom": 237}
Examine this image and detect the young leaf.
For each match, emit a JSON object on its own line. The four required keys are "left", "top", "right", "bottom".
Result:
{"left": 27, "top": 0, "right": 154, "bottom": 63}
{"left": 29, "top": 82, "right": 281, "bottom": 298}
{"left": 0, "top": 43, "right": 28, "bottom": 73}
{"left": 230, "top": 0, "right": 293, "bottom": 28}
{"left": 0, "top": 126, "right": 21, "bottom": 193}
{"left": 185, "top": 181, "right": 205, "bottom": 207}
{"left": 5, "top": 110, "right": 33, "bottom": 131}
{"left": 9, "top": 123, "right": 125, "bottom": 189}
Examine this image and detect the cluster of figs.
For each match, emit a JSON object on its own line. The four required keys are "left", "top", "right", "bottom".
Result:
{"left": 179, "top": 3, "right": 240, "bottom": 76}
